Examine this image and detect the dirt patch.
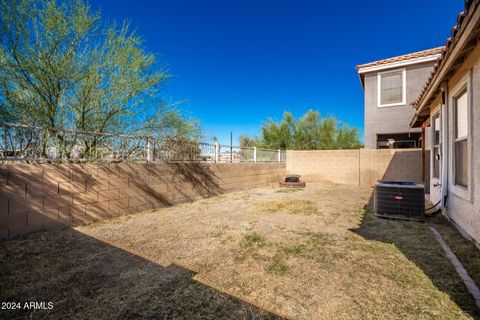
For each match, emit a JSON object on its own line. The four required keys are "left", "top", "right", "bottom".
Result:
{"left": 1, "top": 183, "right": 479, "bottom": 319}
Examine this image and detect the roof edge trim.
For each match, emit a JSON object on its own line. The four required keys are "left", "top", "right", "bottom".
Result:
{"left": 357, "top": 54, "right": 441, "bottom": 74}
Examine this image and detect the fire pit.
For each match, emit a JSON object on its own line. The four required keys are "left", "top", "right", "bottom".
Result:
{"left": 279, "top": 175, "right": 306, "bottom": 188}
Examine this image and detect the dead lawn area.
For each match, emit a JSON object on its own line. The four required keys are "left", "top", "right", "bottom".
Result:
{"left": 1, "top": 184, "right": 480, "bottom": 319}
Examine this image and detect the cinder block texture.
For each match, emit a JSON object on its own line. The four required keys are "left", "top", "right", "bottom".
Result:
{"left": 286, "top": 149, "right": 429, "bottom": 187}
{"left": 0, "top": 162, "right": 285, "bottom": 239}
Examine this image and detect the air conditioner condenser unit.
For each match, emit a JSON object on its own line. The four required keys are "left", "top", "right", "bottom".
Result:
{"left": 374, "top": 180, "right": 425, "bottom": 221}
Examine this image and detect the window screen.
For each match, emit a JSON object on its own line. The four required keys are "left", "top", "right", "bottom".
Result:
{"left": 434, "top": 115, "right": 440, "bottom": 145}
{"left": 433, "top": 114, "right": 440, "bottom": 179}
{"left": 455, "top": 139, "right": 468, "bottom": 187}
{"left": 454, "top": 90, "right": 468, "bottom": 187}
{"left": 456, "top": 91, "right": 468, "bottom": 139}
{"left": 380, "top": 71, "right": 403, "bottom": 105}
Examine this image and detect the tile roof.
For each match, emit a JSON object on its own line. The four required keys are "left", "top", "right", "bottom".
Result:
{"left": 356, "top": 47, "right": 444, "bottom": 70}
{"left": 413, "top": 0, "right": 478, "bottom": 110}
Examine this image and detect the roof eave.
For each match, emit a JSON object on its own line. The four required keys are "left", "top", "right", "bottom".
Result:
{"left": 356, "top": 54, "right": 441, "bottom": 92}
{"left": 356, "top": 54, "right": 441, "bottom": 74}
{"left": 358, "top": 72, "right": 365, "bottom": 89}
{"left": 410, "top": 108, "right": 431, "bottom": 128}
{"left": 414, "top": 1, "right": 480, "bottom": 122}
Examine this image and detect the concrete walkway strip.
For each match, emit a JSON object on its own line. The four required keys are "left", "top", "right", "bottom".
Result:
{"left": 429, "top": 225, "right": 480, "bottom": 309}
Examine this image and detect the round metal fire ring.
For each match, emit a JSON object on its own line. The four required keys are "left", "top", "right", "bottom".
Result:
{"left": 285, "top": 175, "right": 300, "bottom": 183}
{"left": 279, "top": 175, "right": 305, "bottom": 188}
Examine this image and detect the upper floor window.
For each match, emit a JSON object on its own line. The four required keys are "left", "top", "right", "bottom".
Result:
{"left": 377, "top": 68, "right": 406, "bottom": 107}
{"left": 454, "top": 89, "right": 468, "bottom": 188}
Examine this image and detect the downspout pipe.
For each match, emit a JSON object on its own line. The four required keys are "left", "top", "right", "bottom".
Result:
{"left": 440, "top": 83, "right": 449, "bottom": 210}
{"left": 421, "top": 124, "right": 426, "bottom": 185}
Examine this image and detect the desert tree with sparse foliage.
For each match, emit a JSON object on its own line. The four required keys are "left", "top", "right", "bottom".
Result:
{"left": 0, "top": 0, "right": 199, "bottom": 159}
{"left": 240, "top": 110, "right": 362, "bottom": 150}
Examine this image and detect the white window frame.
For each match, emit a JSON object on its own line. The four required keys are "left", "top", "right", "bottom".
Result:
{"left": 432, "top": 112, "right": 441, "bottom": 180}
{"left": 449, "top": 73, "right": 473, "bottom": 202}
{"left": 377, "top": 68, "right": 407, "bottom": 108}
{"left": 453, "top": 87, "right": 469, "bottom": 189}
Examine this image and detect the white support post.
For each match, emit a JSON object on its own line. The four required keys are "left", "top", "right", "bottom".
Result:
{"left": 146, "top": 137, "right": 153, "bottom": 163}
{"left": 278, "top": 149, "right": 281, "bottom": 162}
{"left": 253, "top": 147, "right": 257, "bottom": 163}
{"left": 214, "top": 143, "right": 220, "bottom": 163}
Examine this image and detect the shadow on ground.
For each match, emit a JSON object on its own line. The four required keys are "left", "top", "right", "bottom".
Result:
{"left": 0, "top": 229, "right": 282, "bottom": 320}
{"left": 351, "top": 193, "right": 480, "bottom": 319}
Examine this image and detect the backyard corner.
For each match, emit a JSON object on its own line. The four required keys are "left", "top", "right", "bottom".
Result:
{"left": 2, "top": 184, "right": 479, "bottom": 320}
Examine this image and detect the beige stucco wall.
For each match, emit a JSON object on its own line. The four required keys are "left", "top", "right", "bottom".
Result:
{"left": 363, "top": 62, "right": 435, "bottom": 149}
{"left": 0, "top": 163, "right": 285, "bottom": 239}
{"left": 425, "top": 42, "right": 480, "bottom": 244}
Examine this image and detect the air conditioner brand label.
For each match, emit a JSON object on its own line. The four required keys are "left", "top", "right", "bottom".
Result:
{"left": 394, "top": 195, "right": 404, "bottom": 200}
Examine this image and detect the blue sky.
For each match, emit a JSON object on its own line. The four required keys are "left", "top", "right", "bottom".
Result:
{"left": 92, "top": 0, "right": 463, "bottom": 144}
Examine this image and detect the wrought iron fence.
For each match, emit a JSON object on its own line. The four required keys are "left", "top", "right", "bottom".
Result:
{"left": 0, "top": 123, "right": 286, "bottom": 163}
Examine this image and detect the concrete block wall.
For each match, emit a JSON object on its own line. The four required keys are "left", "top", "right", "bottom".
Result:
{"left": 359, "top": 149, "right": 429, "bottom": 188}
{"left": 0, "top": 162, "right": 285, "bottom": 239}
{"left": 286, "top": 150, "right": 360, "bottom": 185}
{"left": 287, "top": 149, "right": 429, "bottom": 187}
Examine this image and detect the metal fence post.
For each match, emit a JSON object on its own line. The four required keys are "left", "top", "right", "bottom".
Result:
{"left": 3, "top": 126, "right": 7, "bottom": 159}
{"left": 1, "top": 123, "right": 287, "bottom": 164}
{"left": 214, "top": 143, "right": 220, "bottom": 163}
{"left": 146, "top": 137, "right": 153, "bottom": 163}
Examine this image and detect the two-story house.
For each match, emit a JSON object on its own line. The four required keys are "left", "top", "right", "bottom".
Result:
{"left": 356, "top": 47, "right": 443, "bottom": 149}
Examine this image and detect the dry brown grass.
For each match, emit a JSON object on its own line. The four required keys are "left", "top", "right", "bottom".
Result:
{"left": 1, "top": 183, "right": 480, "bottom": 319}
{"left": 256, "top": 199, "right": 318, "bottom": 215}
{"left": 431, "top": 214, "right": 480, "bottom": 290}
